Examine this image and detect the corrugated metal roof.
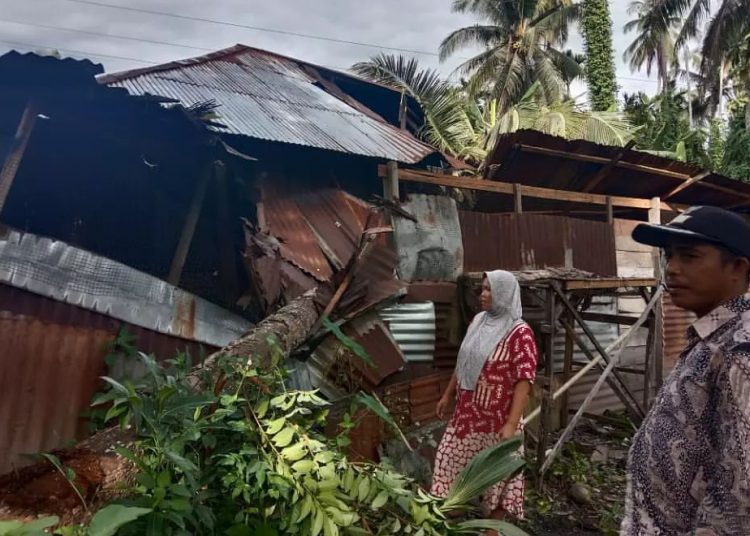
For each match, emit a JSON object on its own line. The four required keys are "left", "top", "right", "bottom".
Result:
{"left": 381, "top": 303, "right": 436, "bottom": 362}
{"left": 99, "top": 45, "right": 437, "bottom": 164}
{"left": 0, "top": 229, "right": 251, "bottom": 347}
{"left": 484, "top": 130, "right": 750, "bottom": 210}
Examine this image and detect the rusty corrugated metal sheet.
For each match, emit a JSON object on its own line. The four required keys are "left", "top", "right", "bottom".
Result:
{"left": 484, "top": 130, "right": 750, "bottom": 209}
{"left": 459, "top": 212, "right": 617, "bottom": 276}
{"left": 296, "top": 190, "right": 366, "bottom": 270}
{"left": 249, "top": 190, "right": 404, "bottom": 317}
{"left": 663, "top": 294, "right": 695, "bottom": 372}
{"left": 0, "top": 285, "right": 215, "bottom": 475}
{"left": 100, "top": 45, "right": 437, "bottom": 164}
{"left": 262, "top": 197, "right": 332, "bottom": 282}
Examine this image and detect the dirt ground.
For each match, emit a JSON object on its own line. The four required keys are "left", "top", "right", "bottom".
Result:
{"left": 519, "top": 413, "right": 633, "bottom": 536}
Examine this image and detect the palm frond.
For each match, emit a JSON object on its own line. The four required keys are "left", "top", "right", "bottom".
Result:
{"left": 442, "top": 436, "right": 524, "bottom": 510}
{"left": 439, "top": 25, "right": 505, "bottom": 62}
{"left": 351, "top": 54, "right": 448, "bottom": 103}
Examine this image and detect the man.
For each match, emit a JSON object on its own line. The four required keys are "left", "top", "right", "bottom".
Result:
{"left": 621, "top": 206, "right": 750, "bottom": 535}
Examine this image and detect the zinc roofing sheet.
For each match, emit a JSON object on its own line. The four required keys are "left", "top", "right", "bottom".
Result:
{"left": 100, "top": 45, "right": 436, "bottom": 163}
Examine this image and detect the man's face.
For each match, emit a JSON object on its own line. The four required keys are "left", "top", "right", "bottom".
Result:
{"left": 665, "top": 241, "right": 747, "bottom": 316}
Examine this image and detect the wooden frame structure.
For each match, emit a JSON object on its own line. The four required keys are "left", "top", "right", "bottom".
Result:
{"left": 385, "top": 163, "right": 669, "bottom": 487}
{"left": 377, "top": 165, "right": 685, "bottom": 215}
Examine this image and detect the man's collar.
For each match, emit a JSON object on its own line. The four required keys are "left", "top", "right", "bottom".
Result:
{"left": 692, "top": 293, "right": 750, "bottom": 340}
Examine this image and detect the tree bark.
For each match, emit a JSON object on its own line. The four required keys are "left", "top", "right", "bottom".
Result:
{"left": 0, "top": 292, "right": 321, "bottom": 522}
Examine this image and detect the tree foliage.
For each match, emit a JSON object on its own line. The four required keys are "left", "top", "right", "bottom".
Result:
{"left": 437, "top": 0, "right": 583, "bottom": 112}
{"left": 581, "top": 0, "right": 617, "bottom": 110}
{"left": 40, "top": 343, "right": 529, "bottom": 536}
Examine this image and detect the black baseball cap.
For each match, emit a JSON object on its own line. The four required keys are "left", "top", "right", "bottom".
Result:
{"left": 632, "top": 206, "right": 750, "bottom": 259}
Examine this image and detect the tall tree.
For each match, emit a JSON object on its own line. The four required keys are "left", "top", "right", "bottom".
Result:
{"left": 631, "top": 0, "right": 750, "bottom": 127}
{"left": 581, "top": 0, "right": 618, "bottom": 110}
{"left": 623, "top": 0, "right": 679, "bottom": 94}
{"left": 438, "top": 0, "right": 582, "bottom": 112}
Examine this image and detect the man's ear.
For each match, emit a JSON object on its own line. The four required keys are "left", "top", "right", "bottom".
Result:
{"left": 734, "top": 257, "right": 750, "bottom": 284}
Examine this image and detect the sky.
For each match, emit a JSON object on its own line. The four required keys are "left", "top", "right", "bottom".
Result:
{"left": 0, "top": 0, "right": 663, "bottom": 99}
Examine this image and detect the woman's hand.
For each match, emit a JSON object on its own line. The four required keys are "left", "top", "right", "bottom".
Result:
{"left": 436, "top": 395, "right": 451, "bottom": 420}
{"left": 500, "top": 421, "right": 519, "bottom": 440}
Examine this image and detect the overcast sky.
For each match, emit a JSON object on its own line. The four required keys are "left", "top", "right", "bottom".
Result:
{"left": 0, "top": 0, "right": 662, "bottom": 99}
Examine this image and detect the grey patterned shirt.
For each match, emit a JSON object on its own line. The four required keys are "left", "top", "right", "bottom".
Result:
{"left": 622, "top": 294, "right": 750, "bottom": 535}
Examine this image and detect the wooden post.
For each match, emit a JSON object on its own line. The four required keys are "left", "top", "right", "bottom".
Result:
{"left": 168, "top": 162, "right": 213, "bottom": 286}
{"left": 384, "top": 161, "right": 399, "bottom": 201}
{"left": 398, "top": 91, "right": 408, "bottom": 130}
{"left": 214, "top": 162, "right": 240, "bottom": 304}
{"left": 606, "top": 196, "right": 614, "bottom": 224}
{"left": 0, "top": 99, "right": 38, "bottom": 214}
{"left": 514, "top": 183, "right": 523, "bottom": 214}
{"left": 536, "top": 287, "right": 556, "bottom": 489}
{"left": 643, "top": 317, "right": 654, "bottom": 408}
{"left": 649, "top": 197, "right": 664, "bottom": 390}
{"left": 560, "top": 312, "right": 574, "bottom": 427}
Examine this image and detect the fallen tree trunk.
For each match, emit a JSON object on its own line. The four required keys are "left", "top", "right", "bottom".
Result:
{"left": 0, "top": 292, "right": 321, "bottom": 523}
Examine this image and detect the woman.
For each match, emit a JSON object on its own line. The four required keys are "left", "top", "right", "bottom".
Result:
{"left": 431, "top": 270, "right": 538, "bottom": 524}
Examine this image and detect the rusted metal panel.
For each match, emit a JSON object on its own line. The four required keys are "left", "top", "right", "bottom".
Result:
{"left": 459, "top": 212, "right": 617, "bottom": 276}
{"left": 0, "top": 285, "right": 215, "bottom": 475}
{"left": 662, "top": 294, "right": 694, "bottom": 372}
{"left": 101, "top": 45, "right": 437, "bottom": 164}
{"left": 484, "top": 130, "right": 750, "bottom": 209}
{"left": 262, "top": 197, "right": 332, "bottom": 282}
{"left": 296, "top": 190, "right": 366, "bottom": 270}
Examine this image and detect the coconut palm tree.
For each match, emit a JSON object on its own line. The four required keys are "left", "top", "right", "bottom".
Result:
{"left": 437, "top": 0, "right": 583, "bottom": 112}
{"left": 352, "top": 54, "right": 636, "bottom": 164}
{"left": 628, "top": 0, "right": 750, "bottom": 127}
{"left": 623, "top": 0, "right": 680, "bottom": 94}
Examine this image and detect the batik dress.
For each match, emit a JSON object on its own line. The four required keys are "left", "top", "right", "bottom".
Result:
{"left": 430, "top": 322, "right": 538, "bottom": 517}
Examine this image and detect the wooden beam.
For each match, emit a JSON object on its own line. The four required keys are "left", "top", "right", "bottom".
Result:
{"left": 517, "top": 144, "right": 750, "bottom": 205}
{"left": 561, "top": 278, "right": 656, "bottom": 290}
{"left": 384, "top": 161, "right": 399, "bottom": 201}
{"left": 580, "top": 311, "right": 639, "bottom": 325}
{"left": 582, "top": 140, "right": 636, "bottom": 193}
{"left": 168, "top": 162, "right": 213, "bottom": 286}
{"left": 380, "top": 166, "right": 687, "bottom": 212}
{"left": 517, "top": 143, "right": 691, "bottom": 180}
{"left": 552, "top": 283, "right": 645, "bottom": 420}
{"left": 214, "top": 162, "right": 240, "bottom": 304}
{"left": 0, "top": 99, "right": 38, "bottom": 214}
{"left": 513, "top": 182, "right": 523, "bottom": 213}
{"left": 664, "top": 170, "right": 712, "bottom": 199}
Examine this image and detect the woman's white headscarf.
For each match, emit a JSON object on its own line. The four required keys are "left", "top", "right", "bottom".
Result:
{"left": 455, "top": 270, "right": 523, "bottom": 390}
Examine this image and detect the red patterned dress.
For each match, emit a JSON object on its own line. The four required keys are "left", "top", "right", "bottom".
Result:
{"left": 430, "top": 322, "right": 538, "bottom": 517}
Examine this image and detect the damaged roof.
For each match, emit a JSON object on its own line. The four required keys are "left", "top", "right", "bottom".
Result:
{"left": 99, "top": 44, "right": 438, "bottom": 164}
{"left": 484, "top": 130, "right": 750, "bottom": 209}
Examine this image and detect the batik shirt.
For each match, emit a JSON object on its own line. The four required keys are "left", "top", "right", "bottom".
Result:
{"left": 622, "top": 294, "right": 750, "bottom": 535}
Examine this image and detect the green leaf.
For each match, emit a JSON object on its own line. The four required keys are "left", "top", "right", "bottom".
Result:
{"left": 357, "top": 478, "right": 370, "bottom": 502}
{"left": 370, "top": 490, "right": 388, "bottom": 510}
{"left": 281, "top": 442, "right": 307, "bottom": 462}
{"left": 273, "top": 426, "right": 295, "bottom": 447}
{"left": 311, "top": 509, "right": 324, "bottom": 536}
{"left": 266, "top": 417, "right": 286, "bottom": 436}
{"left": 443, "top": 436, "right": 524, "bottom": 510}
{"left": 0, "top": 516, "right": 59, "bottom": 535}
{"left": 87, "top": 505, "right": 152, "bottom": 536}
{"left": 297, "top": 495, "right": 314, "bottom": 522}
{"left": 322, "top": 317, "right": 375, "bottom": 367}
{"left": 291, "top": 460, "right": 316, "bottom": 474}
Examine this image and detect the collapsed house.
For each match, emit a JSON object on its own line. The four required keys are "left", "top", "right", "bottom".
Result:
{"left": 5, "top": 43, "right": 750, "bottom": 481}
